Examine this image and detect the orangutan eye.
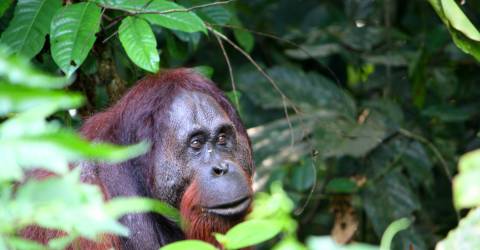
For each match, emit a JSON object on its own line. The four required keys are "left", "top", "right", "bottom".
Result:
{"left": 190, "top": 138, "right": 203, "bottom": 150}
{"left": 217, "top": 133, "right": 227, "bottom": 145}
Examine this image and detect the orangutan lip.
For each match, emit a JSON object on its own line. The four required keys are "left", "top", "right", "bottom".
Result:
{"left": 205, "top": 197, "right": 251, "bottom": 216}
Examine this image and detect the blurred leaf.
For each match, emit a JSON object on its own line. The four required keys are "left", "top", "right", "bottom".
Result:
{"left": 453, "top": 149, "right": 480, "bottom": 209}
{"left": 10, "top": 170, "right": 128, "bottom": 238}
{"left": 421, "top": 105, "right": 475, "bottom": 122}
{"left": 291, "top": 158, "right": 315, "bottom": 191}
{"left": 118, "top": 16, "right": 159, "bottom": 73}
{"left": 106, "top": 197, "right": 180, "bottom": 223}
{"left": 0, "top": 0, "right": 61, "bottom": 58}
{"left": 325, "top": 178, "right": 357, "bottom": 194}
{"left": 215, "top": 219, "right": 282, "bottom": 249}
{"left": 95, "top": 0, "right": 206, "bottom": 33}
{"left": 285, "top": 44, "right": 341, "bottom": 59}
{"left": 0, "top": 49, "right": 70, "bottom": 88}
{"left": 0, "top": 84, "right": 83, "bottom": 116}
{"left": 4, "top": 237, "right": 46, "bottom": 250}
{"left": 0, "top": 130, "right": 148, "bottom": 180}
{"left": 0, "top": 0, "right": 13, "bottom": 18}
{"left": 231, "top": 17, "right": 254, "bottom": 53}
{"left": 379, "top": 218, "right": 412, "bottom": 250}
{"left": 436, "top": 208, "right": 480, "bottom": 250}
{"left": 160, "top": 240, "right": 216, "bottom": 250}
{"left": 50, "top": 2, "right": 101, "bottom": 76}
{"left": 306, "top": 236, "right": 378, "bottom": 250}
{"left": 192, "top": 65, "right": 214, "bottom": 78}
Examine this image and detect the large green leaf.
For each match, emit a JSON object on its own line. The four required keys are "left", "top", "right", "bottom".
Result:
{"left": 0, "top": 0, "right": 62, "bottom": 58}
{"left": 9, "top": 170, "right": 129, "bottom": 238}
{"left": 0, "top": 47, "right": 69, "bottom": 88}
{"left": 160, "top": 240, "right": 216, "bottom": 250}
{"left": 50, "top": 2, "right": 101, "bottom": 76}
{"left": 0, "top": 129, "right": 148, "bottom": 180}
{"left": 118, "top": 17, "right": 159, "bottom": 73}
{"left": 94, "top": 0, "right": 206, "bottom": 33}
{"left": 0, "top": 83, "right": 83, "bottom": 116}
{"left": 215, "top": 220, "right": 283, "bottom": 249}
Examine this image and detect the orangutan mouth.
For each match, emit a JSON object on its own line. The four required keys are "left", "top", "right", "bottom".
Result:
{"left": 205, "top": 196, "right": 251, "bottom": 216}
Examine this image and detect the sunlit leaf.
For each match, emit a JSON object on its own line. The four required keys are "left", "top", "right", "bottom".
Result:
{"left": 436, "top": 208, "right": 480, "bottom": 250}
{"left": 0, "top": 0, "right": 62, "bottom": 58}
{"left": 0, "top": 49, "right": 70, "bottom": 88}
{"left": 160, "top": 240, "right": 216, "bottom": 250}
{"left": 215, "top": 219, "right": 282, "bottom": 249}
{"left": 50, "top": 2, "right": 101, "bottom": 76}
{"left": 0, "top": 130, "right": 148, "bottom": 180}
{"left": 94, "top": 0, "right": 206, "bottom": 33}
{"left": 453, "top": 149, "right": 480, "bottom": 208}
{"left": 106, "top": 197, "right": 180, "bottom": 223}
{"left": 118, "top": 16, "right": 159, "bottom": 73}
{"left": 0, "top": 83, "right": 83, "bottom": 116}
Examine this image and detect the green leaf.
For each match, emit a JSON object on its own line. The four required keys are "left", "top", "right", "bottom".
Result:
{"left": 428, "top": 0, "right": 480, "bottom": 61}
{"left": 380, "top": 218, "right": 412, "bottom": 250}
{"left": 0, "top": 130, "right": 149, "bottom": 180}
{"left": 0, "top": 0, "right": 62, "bottom": 58}
{"left": 118, "top": 17, "right": 159, "bottom": 73}
{"left": 231, "top": 17, "right": 254, "bottom": 53}
{"left": 440, "top": 0, "right": 480, "bottom": 41}
{"left": 325, "top": 178, "right": 358, "bottom": 194}
{"left": 0, "top": 83, "right": 83, "bottom": 116}
{"left": 11, "top": 170, "right": 129, "bottom": 238}
{"left": 215, "top": 219, "right": 282, "bottom": 249}
{"left": 160, "top": 240, "right": 217, "bottom": 250}
{"left": 436, "top": 208, "right": 480, "bottom": 250}
{"left": 291, "top": 158, "right": 315, "bottom": 191}
{"left": 0, "top": 48, "right": 70, "bottom": 88}
{"left": 306, "top": 236, "right": 379, "bottom": 250}
{"left": 233, "top": 28, "right": 254, "bottom": 53}
{"left": 0, "top": 0, "right": 14, "bottom": 18}
{"left": 50, "top": 2, "right": 102, "bottom": 76}
{"left": 95, "top": 0, "right": 206, "bottom": 33}
{"left": 453, "top": 150, "right": 480, "bottom": 209}
{"left": 192, "top": 65, "right": 214, "bottom": 78}
{"left": 106, "top": 197, "right": 180, "bottom": 223}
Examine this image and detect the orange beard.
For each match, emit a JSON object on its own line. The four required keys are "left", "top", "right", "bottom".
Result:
{"left": 180, "top": 181, "right": 246, "bottom": 248}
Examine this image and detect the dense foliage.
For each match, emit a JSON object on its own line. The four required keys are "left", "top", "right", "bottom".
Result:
{"left": 1, "top": 0, "right": 480, "bottom": 249}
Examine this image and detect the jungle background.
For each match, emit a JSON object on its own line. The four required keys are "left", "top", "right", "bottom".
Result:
{"left": 1, "top": 0, "right": 480, "bottom": 249}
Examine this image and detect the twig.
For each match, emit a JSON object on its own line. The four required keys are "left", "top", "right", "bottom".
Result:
{"left": 211, "top": 23, "right": 343, "bottom": 88}
{"left": 212, "top": 29, "right": 240, "bottom": 111}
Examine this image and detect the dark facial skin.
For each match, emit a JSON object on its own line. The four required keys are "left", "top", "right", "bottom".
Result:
{"left": 153, "top": 90, "right": 252, "bottom": 215}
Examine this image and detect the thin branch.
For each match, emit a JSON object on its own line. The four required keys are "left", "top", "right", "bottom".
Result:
{"left": 212, "top": 30, "right": 240, "bottom": 111}
{"left": 212, "top": 23, "right": 343, "bottom": 88}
